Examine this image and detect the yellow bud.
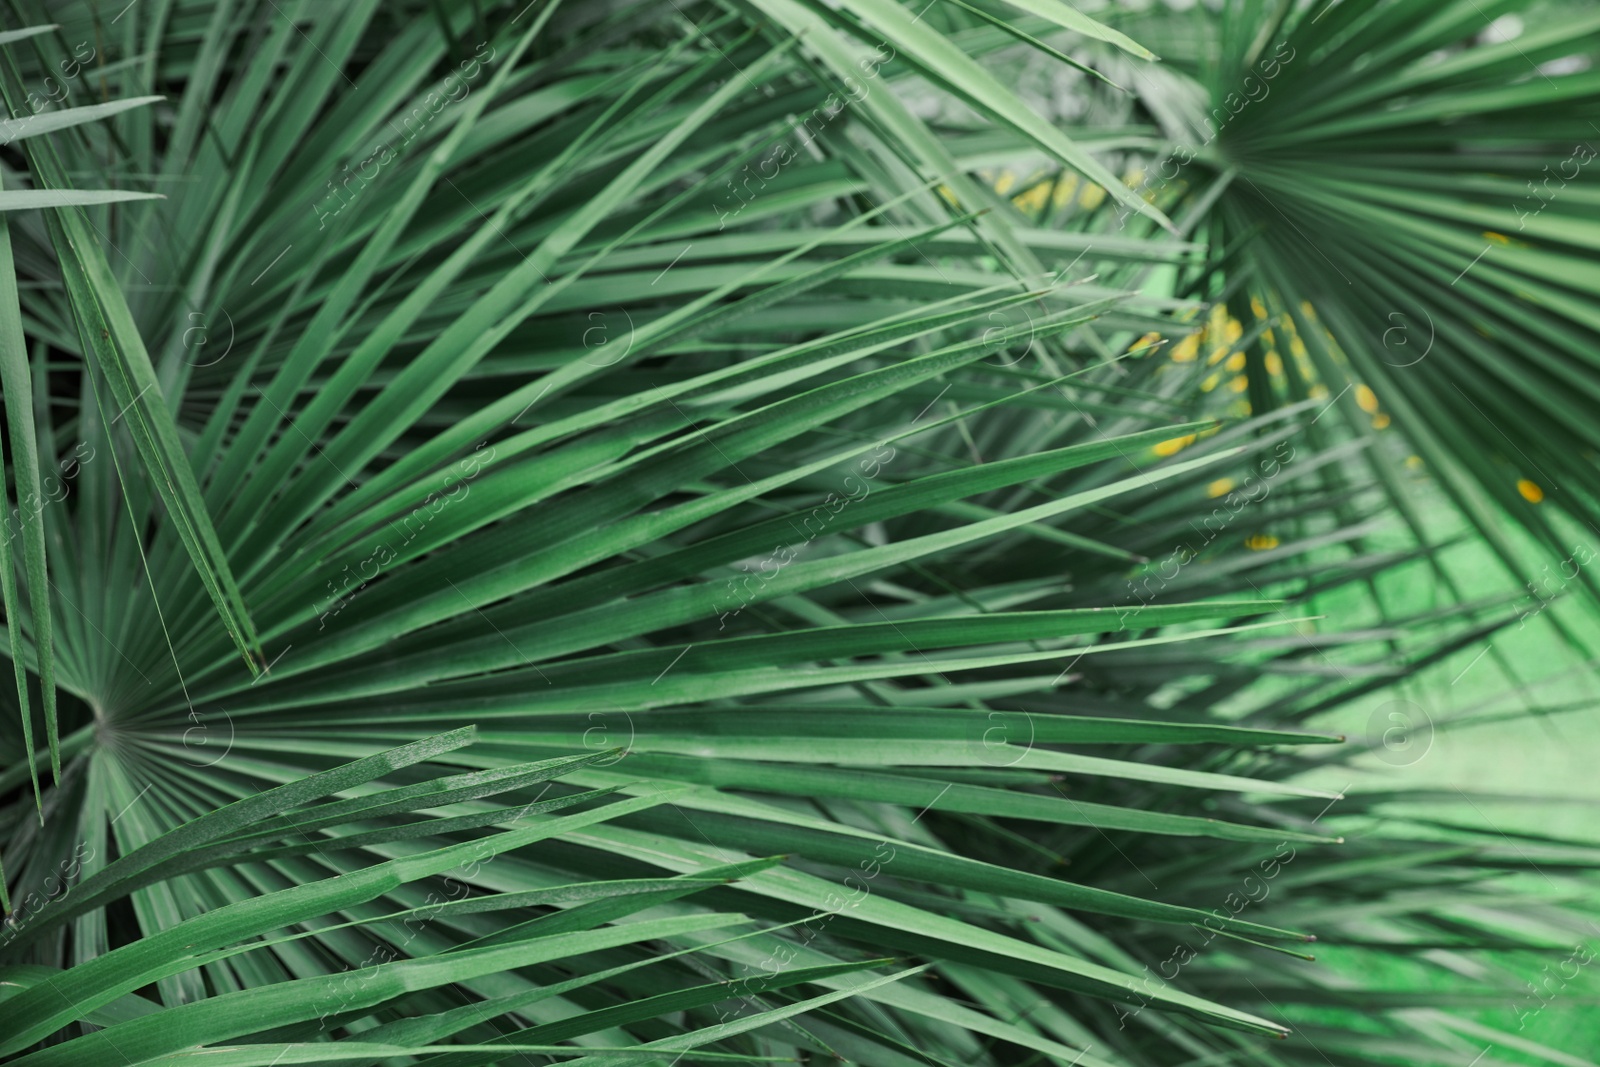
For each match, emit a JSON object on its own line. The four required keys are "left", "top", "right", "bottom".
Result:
{"left": 1012, "top": 183, "right": 1049, "bottom": 213}
{"left": 1052, "top": 174, "right": 1080, "bottom": 208}
{"left": 1153, "top": 434, "right": 1197, "bottom": 457}
{"left": 1129, "top": 331, "right": 1162, "bottom": 355}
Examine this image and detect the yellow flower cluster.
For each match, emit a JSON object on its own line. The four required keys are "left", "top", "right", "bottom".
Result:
{"left": 979, "top": 165, "right": 1153, "bottom": 218}
{"left": 1165, "top": 297, "right": 1404, "bottom": 432}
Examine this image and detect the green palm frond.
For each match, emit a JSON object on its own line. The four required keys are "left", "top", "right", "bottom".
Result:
{"left": 0, "top": 1, "right": 1595, "bottom": 1065}
{"left": 1104, "top": 0, "right": 1600, "bottom": 612}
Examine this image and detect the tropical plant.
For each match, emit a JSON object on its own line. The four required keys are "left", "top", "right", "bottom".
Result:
{"left": 0, "top": 1, "right": 1596, "bottom": 1066}
{"left": 1087, "top": 0, "right": 1600, "bottom": 617}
